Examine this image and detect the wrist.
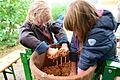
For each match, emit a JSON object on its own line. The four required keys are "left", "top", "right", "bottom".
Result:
{"left": 62, "top": 43, "right": 68, "bottom": 47}
{"left": 35, "top": 41, "right": 49, "bottom": 55}
{"left": 77, "top": 67, "right": 85, "bottom": 75}
{"left": 47, "top": 47, "right": 52, "bottom": 53}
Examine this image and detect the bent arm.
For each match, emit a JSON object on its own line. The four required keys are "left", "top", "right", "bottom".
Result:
{"left": 78, "top": 30, "right": 116, "bottom": 70}
{"left": 19, "top": 23, "right": 49, "bottom": 54}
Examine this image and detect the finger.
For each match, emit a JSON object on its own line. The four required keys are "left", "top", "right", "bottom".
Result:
{"left": 62, "top": 50, "right": 70, "bottom": 57}
{"left": 50, "top": 53, "right": 58, "bottom": 59}
{"left": 58, "top": 49, "right": 65, "bottom": 55}
{"left": 48, "top": 55, "right": 55, "bottom": 59}
{"left": 61, "top": 50, "right": 68, "bottom": 56}
{"left": 61, "top": 47, "right": 69, "bottom": 51}
{"left": 47, "top": 56, "right": 52, "bottom": 59}
{"left": 66, "top": 50, "right": 70, "bottom": 55}
{"left": 47, "top": 54, "right": 50, "bottom": 58}
{"left": 47, "top": 54, "right": 52, "bottom": 58}
{"left": 56, "top": 49, "right": 62, "bottom": 54}
{"left": 54, "top": 53, "right": 60, "bottom": 59}
{"left": 62, "top": 52, "right": 67, "bottom": 57}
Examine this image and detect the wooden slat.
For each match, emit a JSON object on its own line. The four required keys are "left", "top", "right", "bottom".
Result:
{"left": 117, "top": 46, "right": 120, "bottom": 49}
{"left": 0, "top": 49, "right": 23, "bottom": 73}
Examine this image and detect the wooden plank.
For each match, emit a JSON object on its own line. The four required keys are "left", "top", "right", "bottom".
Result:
{"left": 117, "top": 46, "right": 120, "bottom": 49}
{"left": 0, "top": 49, "right": 24, "bottom": 73}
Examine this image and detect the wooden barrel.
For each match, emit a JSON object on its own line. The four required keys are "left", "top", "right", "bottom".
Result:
{"left": 29, "top": 44, "right": 96, "bottom": 80}
{"left": 30, "top": 52, "right": 96, "bottom": 80}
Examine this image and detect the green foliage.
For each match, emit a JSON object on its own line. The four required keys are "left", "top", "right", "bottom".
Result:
{"left": 0, "top": 0, "right": 69, "bottom": 49}
{"left": 52, "top": 4, "right": 66, "bottom": 20}
{"left": 0, "top": 0, "right": 30, "bottom": 47}
{"left": 51, "top": 1, "right": 69, "bottom": 20}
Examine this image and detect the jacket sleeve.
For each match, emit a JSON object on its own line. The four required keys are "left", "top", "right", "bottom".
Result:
{"left": 54, "top": 27, "right": 69, "bottom": 45}
{"left": 69, "top": 33, "right": 79, "bottom": 61}
{"left": 78, "top": 30, "right": 115, "bottom": 70}
{"left": 51, "top": 14, "right": 69, "bottom": 45}
{"left": 19, "top": 23, "right": 49, "bottom": 54}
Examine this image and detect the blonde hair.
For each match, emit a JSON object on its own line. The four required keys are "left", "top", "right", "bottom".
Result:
{"left": 26, "top": 0, "right": 51, "bottom": 24}
{"left": 64, "top": 0, "right": 98, "bottom": 44}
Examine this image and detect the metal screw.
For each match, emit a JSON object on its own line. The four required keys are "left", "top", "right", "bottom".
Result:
{"left": 108, "top": 69, "right": 112, "bottom": 73}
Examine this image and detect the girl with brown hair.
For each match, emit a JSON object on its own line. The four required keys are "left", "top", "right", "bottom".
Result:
{"left": 64, "top": 0, "right": 119, "bottom": 75}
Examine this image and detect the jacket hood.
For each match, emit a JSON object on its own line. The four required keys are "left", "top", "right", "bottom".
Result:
{"left": 94, "top": 10, "right": 117, "bottom": 31}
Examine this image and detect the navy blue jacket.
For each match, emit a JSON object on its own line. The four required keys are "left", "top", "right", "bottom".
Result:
{"left": 70, "top": 10, "right": 119, "bottom": 70}
{"left": 19, "top": 18, "right": 68, "bottom": 54}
